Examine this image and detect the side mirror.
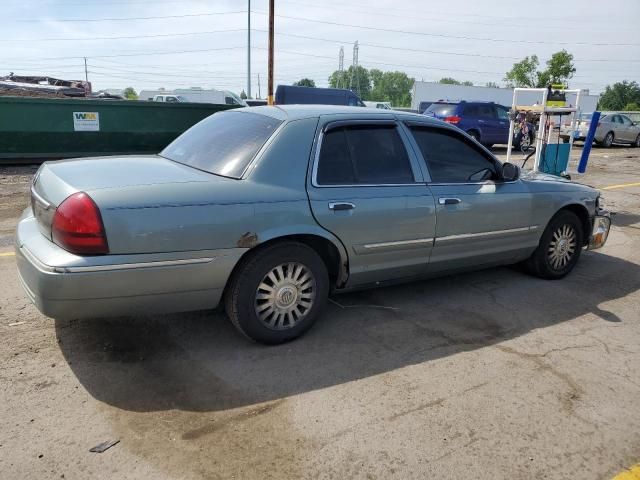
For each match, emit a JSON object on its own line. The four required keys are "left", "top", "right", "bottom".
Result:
{"left": 501, "top": 162, "right": 520, "bottom": 181}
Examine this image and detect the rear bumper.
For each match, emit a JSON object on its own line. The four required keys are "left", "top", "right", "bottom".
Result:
{"left": 15, "top": 214, "right": 245, "bottom": 320}
{"left": 588, "top": 210, "right": 611, "bottom": 250}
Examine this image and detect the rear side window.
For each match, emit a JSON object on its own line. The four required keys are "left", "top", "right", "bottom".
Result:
{"left": 161, "top": 111, "right": 281, "bottom": 178}
{"left": 409, "top": 127, "right": 497, "bottom": 183}
{"left": 426, "top": 103, "right": 457, "bottom": 117}
{"left": 316, "top": 125, "right": 414, "bottom": 185}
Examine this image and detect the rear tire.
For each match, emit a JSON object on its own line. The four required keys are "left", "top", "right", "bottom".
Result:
{"left": 224, "top": 242, "right": 329, "bottom": 344}
{"left": 524, "top": 211, "right": 584, "bottom": 280}
{"left": 599, "top": 131, "right": 614, "bottom": 148}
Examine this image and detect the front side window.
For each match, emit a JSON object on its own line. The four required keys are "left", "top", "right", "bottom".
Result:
{"left": 497, "top": 107, "right": 509, "bottom": 121}
{"left": 409, "top": 126, "right": 498, "bottom": 183}
{"left": 161, "top": 111, "right": 281, "bottom": 178}
{"left": 620, "top": 115, "right": 632, "bottom": 126}
{"left": 316, "top": 125, "right": 414, "bottom": 185}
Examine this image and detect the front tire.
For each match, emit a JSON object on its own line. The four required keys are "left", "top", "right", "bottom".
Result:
{"left": 224, "top": 242, "right": 329, "bottom": 344}
{"left": 524, "top": 211, "right": 584, "bottom": 279}
{"left": 633, "top": 134, "right": 640, "bottom": 148}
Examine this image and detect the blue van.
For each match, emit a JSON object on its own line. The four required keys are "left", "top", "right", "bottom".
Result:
{"left": 424, "top": 100, "right": 535, "bottom": 149}
{"left": 275, "top": 85, "right": 365, "bottom": 106}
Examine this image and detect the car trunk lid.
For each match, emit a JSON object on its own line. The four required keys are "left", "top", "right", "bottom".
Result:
{"left": 31, "top": 155, "right": 211, "bottom": 241}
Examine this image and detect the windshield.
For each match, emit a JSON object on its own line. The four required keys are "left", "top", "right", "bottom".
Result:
{"left": 160, "top": 111, "right": 282, "bottom": 178}
{"left": 425, "top": 103, "right": 457, "bottom": 117}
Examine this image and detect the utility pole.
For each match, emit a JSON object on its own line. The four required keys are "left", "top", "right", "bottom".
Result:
{"left": 258, "top": 73, "right": 261, "bottom": 99}
{"left": 267, "top": 0, "right": 274, "bottom": 105}
{"left": 338, "top": 46, "right": 344, "bottom": 89}
{"left": 83, "top": 57, "right": 88, "bottom": 83}
{"left": 247, "top": 0, "right": 251, "bottom": 99}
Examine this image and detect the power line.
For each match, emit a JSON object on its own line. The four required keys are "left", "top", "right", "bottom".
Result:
{"left": 0, "top": 28, "right": 247, "bottom": 42}
{"left": 5, "top": 46, "right": 246, "bottom": 61}
{"left": 15, "top": 10, "right": 245, "bottom": 22}
{"left": 251, "top": 10, "right": 640, "bottom": 47}
{"left": 256, "top": 29, "right": 640, "bottom": 64}
{"left": 275, "top": 0, "right": 636, "bottom": 33}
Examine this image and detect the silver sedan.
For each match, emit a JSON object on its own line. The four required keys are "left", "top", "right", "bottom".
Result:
{"left": 561, "top": 112, "right": 640, "bottom": 147}
{"left": 16, "top": 106, "right": 611, "bottom": 344}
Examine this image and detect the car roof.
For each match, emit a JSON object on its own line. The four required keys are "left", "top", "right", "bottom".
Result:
{"left": 237, "top": 104, "right": 441, "bottom": 125}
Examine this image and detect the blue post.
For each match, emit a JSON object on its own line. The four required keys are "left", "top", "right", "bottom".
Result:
{"left": 577, "top": 111, "right": 600, "bottom": 174}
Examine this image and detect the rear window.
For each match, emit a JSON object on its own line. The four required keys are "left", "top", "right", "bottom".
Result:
{"left": 425, "top": 103, "right": 457, "bottom": 117}
{"left": 161, "top": 111, "right": 281, "bottom": 178}
{"left": 316, "top": 125, "right": 414, "bottom": 185}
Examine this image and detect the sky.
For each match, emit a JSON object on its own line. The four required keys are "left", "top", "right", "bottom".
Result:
{"left": 2, "top": 0, "right": 639, "bottom": 97}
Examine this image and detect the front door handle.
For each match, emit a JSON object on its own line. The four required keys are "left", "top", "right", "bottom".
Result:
{"left": 328, "top": 202, "right": 355, "bottom": 211}
{"left": 438, "top": 197, "right": 462, "bottom": 205}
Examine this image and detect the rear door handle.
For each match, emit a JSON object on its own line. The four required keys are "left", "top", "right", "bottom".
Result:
{"left": 328, "top": 202, "right": 355, "bottom": 211}
{"left": 438, "top": 198, "right": 462, "bottom": 205}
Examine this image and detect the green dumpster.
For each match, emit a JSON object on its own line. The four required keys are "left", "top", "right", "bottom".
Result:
{"left": 0, "top": 96, "right": 238, "bottom": 161}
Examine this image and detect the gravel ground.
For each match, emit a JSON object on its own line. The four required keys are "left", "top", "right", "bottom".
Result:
{"left": 0, "top": 146, "right": 639, "bottom": 480}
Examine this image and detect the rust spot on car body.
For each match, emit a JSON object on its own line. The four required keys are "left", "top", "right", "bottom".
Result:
{"left": 237, "top": 232, "right": 258, "bottom": 248}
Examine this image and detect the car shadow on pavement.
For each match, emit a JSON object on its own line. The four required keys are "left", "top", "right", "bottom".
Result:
{"left": 55, "top": 250, "right": 639, "bottom": 413}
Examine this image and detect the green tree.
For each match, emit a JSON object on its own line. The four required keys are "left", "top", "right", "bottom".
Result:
{"left": 240, "top": 89, "right": 247, "bottom": 99}
{"left": 505, "top": 50, "right": 576, "bottom": 88}
{"left": 122, "top": 87, "right": 138, "bottom": 100}
{"left": 625, "top": 102, "right": 640, "bottom": 111}
{"left": 485, "top": 82, "right": 500, "bottom": 88}
{"left": 328, "top": 65, "right": 371, "bottom": 99}
{"left": 598, "top": 81, "right": 640, "bottom": 111}
{"left": 438, "top": 77, "right": 461, "bottom": 85}
{"left": 504, "top": 55, "right": 539, "bottom": 87}
{"left": 370, "top": 70, "right": 414, "bottom": 107}
{"left": 542, "top": 49, "right": 576, "bottom": 85}
{"left": 293, "top": 78, "right": 316, "bottom": 87}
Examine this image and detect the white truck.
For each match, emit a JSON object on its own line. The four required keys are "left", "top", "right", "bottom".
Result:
{"left": 142, "top": 88, "right": 247, "bottom": 106}
{"left": 151, "top": 94, "right": 188, "bottom": 103}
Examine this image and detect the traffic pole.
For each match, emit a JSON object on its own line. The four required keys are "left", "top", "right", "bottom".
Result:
{"left": 267, "top": 0, "right": 274, "bottom": 105}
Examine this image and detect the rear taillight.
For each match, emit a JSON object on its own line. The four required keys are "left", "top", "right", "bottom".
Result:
{"left": 443, "top": 115, "right": 461, "bottom": 124}
{"left": 52, "top": 192, "right": 109, "bottom": 255}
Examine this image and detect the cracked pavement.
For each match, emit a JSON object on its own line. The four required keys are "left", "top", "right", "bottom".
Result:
{"left": 1, "top": 145, "right": 639, "bottom": 479}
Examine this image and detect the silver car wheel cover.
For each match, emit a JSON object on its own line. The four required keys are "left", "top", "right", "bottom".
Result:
{"left": 547, "top": 224, "right": 577, "bottom": 270}
{"left": 254, "top": 262, "right": 316, "bottom": 330}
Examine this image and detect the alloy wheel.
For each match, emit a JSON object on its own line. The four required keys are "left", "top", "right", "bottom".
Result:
{"left": 547, "top": 224, "right": 577, "bottom": 270}
{"left": 254, "top": 262, "right": 316, "bottom": 330}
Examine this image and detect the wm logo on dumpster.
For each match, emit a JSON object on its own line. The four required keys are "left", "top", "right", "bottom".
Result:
{"left": 74, "top": 113, "right": 97, "bottom": 120}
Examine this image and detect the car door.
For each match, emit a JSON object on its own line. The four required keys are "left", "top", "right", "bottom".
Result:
{"left": 495, "top": 105, "right": 511, "bottom": 144}
{"left": 476, "top": 103, "right": 501, "bottom": 144}
{"left": 619, "top": 115, "right": 635, "bottom": 142}
{"left": 404, "top": 123, "right": 537, "bottom": 273}
{"left": 307, "top": 117, "right": 437, "bottom": 286}
{"left": 611, "top": 115, "right": 625, "bottom": 141}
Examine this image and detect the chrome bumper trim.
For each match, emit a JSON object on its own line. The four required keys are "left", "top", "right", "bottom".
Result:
{"left": 19, "top": 245, "right": 214, "bottom": 274}
{"left": 54, "top": 257, "right": 215, "bottom": 273}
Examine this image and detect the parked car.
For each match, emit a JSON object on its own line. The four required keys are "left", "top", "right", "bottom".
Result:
{"left": 17, "top": 106, "right": 610, "bottom": 344}
{"left": 275, "top": 85, "right": 364, "bottom": 106}
{"left": 560, "top": 113, "right": 640, "bottom": 147}
{"left": 424, "top": 100, "right": 535, "bottom": 149}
